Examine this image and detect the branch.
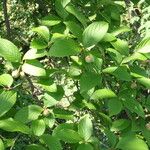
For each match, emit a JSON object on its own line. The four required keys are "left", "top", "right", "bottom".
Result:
{"left": 2, "top": 0, "right": 11, "bottom": 40}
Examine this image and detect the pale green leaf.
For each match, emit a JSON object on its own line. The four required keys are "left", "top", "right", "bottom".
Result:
{"left": 78, "top": 115, "right": 93, "bottom": 141}
{"left": 22, "top": 60, "right": 46, "bottom": 76}
{"left": 0, "top": 139, "right": 4, "bottom": 150}
{"left": 77, "top": 143, "right": 93, "bottom": 150}
{"left": 0, "top": 74, "right": 13, "bottom": 87}
{"left": 32, "top": 26, "right": 50, "bottom": 42}
{"left": 0, "top": 38, "right": 21, "bottom": 62}
{"left": 91, "top": 89, "right": 117, "bottom": 100}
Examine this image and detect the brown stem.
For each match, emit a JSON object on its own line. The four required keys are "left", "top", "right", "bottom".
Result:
{"left": 3, "top": 0, "right": 11, "bottom": 40}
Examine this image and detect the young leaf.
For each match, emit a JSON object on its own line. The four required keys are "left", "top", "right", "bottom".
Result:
{"left": 83, "top": 21, "right": 109, "bottom": 48}
{"left": 41, "top": 134, "right": 62, "bottom": 150}
{"left": 0, "top": 90, "right": 16, "bottom": 117}
{"left": 0, "top": 74, "right": 13, "bottom": 87}
{"left": 0, "top": 38, "right": 21, "bottom": 62}
{"left": 22, "top": 60, "right": 46, "bottom": 76}
{"left": 31, "top": 119, "right": 45, "bottom": 136}
{"left": 0, "top": 118, "right": 30, "bottom": 134}
{"left": 14, "top": 105, "right": 43, "bottom": 123}
{"left": 49, "top": 38, "right": 81, "bottom": 57}
{"left": 91, "top": 89, "right": 117, "bottom": 100}
{"left": 137, "top": 77, "right": 150, "bottom": 89}
{"left": 78, "top": 115, "right": 93, "bottom": 141}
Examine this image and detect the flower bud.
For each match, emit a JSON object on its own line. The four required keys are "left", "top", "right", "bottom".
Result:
{"left": 11, "top": 70, "right": 20, "bottom": 78}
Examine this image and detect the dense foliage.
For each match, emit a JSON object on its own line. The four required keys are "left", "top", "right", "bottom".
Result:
{"left": 0, "top": 0, "right": 150, "bottom": 149}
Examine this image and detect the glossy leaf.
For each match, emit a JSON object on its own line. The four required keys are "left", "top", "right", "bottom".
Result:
{"left": 0, "top": 118, "right": 30, "bottom": 134}
{"left": 0, "top": 90, "right": 16, "bottom": 117}
{"left": 83, "top": 21, "right": 109, "bottom": 47}
{"left": 0, "top": 38, "right": 21, "bottom": 62}
{"left": 22, "top": 60, "right": 46, "bottom": 76}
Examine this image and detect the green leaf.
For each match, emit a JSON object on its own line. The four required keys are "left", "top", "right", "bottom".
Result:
{"left": 104, "top": 129, "right": 117, "bottom": 147}
{"left": 32, "top": 26, "right": 50, "bottom": 42}
{"left": 22, "top": 60, "right": 46, "bottom": 76}
{"left": 117, "top": 134, "right": 149, "bottom": 150}
{"left": 136, "top": 37, "right": 150, "bottom": 53}
{"left": 14, "top": 105, "right": 43, "bottom": 123}
{"left": 80, "top": 72, "right": 100, "bottom": 93}
{"left": 111, "top": 39, "right": 129, "bottom": 56}
{"left": 64, "top": 21, "right": 83, "bottom": 41}
{"left": 55, "top": 0, "right": 69, "bottom": 19}
{"left": 137, "top": 77, "right": 150, "bottom": 89}
{"left": 53, "top": 108, "right": 74, "bottom": 120}
{"left": 0, "top": 118, "right": 30, "bottom": 134}
{"left": 0, "top": 90, "right": 16, "bottom": 117}
{"left": 111, "top": 26, "right": 131, "bottom": 36}
{"left": 103, "top": 66, "right": 131, "bottom": 81}
{"left": 91, "top": 89, "right": 117, "bottom": 100}
{"left": 31, "top": 38, "right": 48, "bottom": 49}
{"left": 77, "top": 143, "right": 93, "bottom": 150}
{"left": 49, "top": 38, "right": 81, "bottom": 57}
{"left": 66, "top": 4, "right": 88, "bottom": 27}
{"left": 43, "top": 86, "right": 64, "bottom": 107}
{"left": 78, "top": 115, "right": 93, "bottom": 141}
{"left": 23, "top": 49, "right": 47, "bottom": 60}
{"left": 26, "top": 144, "right": 47, "bottom": 150}
{"left": 57, "top": 129, "right": 82, "bottom": 143}
{"left": 0, "top": 38, "right": 21, "bottom": 62}
{"left": 31, "top": 119, "right": 45, "bottom": 136}
{"left": 53, "top": 123, "right": 74, "bottom": 136}
{"left": 41, "top": 134, "right": 62, "bottom": 150}
{"left": 111, "top": 119, "right": 130, "bottom": 132}
{"left": 83, "top": 21, "right": 109, "bottom": 48}
{"left": 0, "top": 139, "right": 4, "bottom": 150}
{"left": 102, "top": 33, "right": 116, "bottom": 42}
{"left": 108, "top": 98, "right": 122, "bottom": 116}
{"left": 41, "top": 15, "right": 61, "bottom": 26}
{"left": 0, "top": 74, "right": 13, "bottom": 87}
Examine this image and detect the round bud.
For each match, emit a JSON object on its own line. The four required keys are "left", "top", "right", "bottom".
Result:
{"left": 43, "top": 108, "right": 50, "bottom": 116}
{"left": 20, "top": 71, "right": 25, "bottom": 78}
{"left": 11, "top": 70, "right": 20, "bottom": 78}
{"left": 131, "top": 82, "right": 137, "bottom": 89}
{"left": 85, "top": 54, "right": 94, "bottom": 63}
